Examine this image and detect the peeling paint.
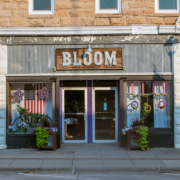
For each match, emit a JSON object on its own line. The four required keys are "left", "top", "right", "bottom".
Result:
{"left": 121, "top": 36, "right": 134, "bottom": 42}
{"left": 7, "top": 37, "right": 12, "bottom": 44}
{"left": 81, "top": 36, "right": 96, "bottom": 42}
{"left": 53, "top": 37, "right": 71, "bottom": 42}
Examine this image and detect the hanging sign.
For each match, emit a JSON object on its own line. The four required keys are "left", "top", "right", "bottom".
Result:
{"left": 56, "top": 48, "right": 122, "bottom": 70}
{"left": 103, "top": 103, "right": 107, "bottom": 111}
{"left": 103, "top": 98, "right": 107, "bottom": 111}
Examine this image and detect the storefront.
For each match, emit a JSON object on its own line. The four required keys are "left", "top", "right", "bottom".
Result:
{"left": 4, "top": 35, "right": 174, "bottom": 148}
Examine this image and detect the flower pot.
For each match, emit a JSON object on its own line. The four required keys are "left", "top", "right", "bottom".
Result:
{"left": 126, "top": 131, "right": 147, "bottom": 151}
{"left": 36, "top": 132, "right": 57, "bottom": 151}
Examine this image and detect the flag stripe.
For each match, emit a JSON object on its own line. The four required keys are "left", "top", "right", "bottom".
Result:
{"left": 23, "top": 83, "right": 47, "bottom": 123}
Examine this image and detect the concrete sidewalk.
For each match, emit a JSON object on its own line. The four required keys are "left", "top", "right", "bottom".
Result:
{"left": 0, "top": 144, "right": 180, "bottom": 172}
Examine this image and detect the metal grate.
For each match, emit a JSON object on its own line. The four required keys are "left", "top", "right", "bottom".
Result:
{"left": 24, "top": 84, "right": 35, "bottom": 100}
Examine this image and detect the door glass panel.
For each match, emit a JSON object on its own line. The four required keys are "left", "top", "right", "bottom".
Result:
{"left": 65, "top": 91, "right": 84, "bottom": 113}
{"left": 95, "top": 90, "right": 116, "bottom": 140}
{"left": 64, "top": 90, "right": 85, "bottom": 140}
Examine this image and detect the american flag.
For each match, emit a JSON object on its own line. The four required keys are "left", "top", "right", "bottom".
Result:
{"left": 24, "top": 83, "right": 46, "bottom": 122}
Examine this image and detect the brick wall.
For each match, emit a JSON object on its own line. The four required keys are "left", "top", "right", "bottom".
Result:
{"left": 0, "top": 0, "right": 179, "bottom": 27}
{"left": 0, "top": 44, "right": 7, "bottom": 149}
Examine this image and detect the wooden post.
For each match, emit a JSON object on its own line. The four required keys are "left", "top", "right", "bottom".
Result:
{"left": 51, "top": 78, "right": 56, "bottom": 122}
{"left": 119, "top": 78, "right": 127, "bottom": 147}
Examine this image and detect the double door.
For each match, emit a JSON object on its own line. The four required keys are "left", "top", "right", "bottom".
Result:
{"left": 62, "top": 87, "right": 118, "bottom": 143}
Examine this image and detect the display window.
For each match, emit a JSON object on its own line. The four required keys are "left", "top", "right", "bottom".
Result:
{"left": 8, "top": 83, "right": 52, "bottom": 133}
{"left": 127, "top": 81, "right": 172, "bottom": 128}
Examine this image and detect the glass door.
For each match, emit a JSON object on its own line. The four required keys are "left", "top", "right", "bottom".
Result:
{"left": 93, "top": 87, "right": 118, "bottom": 143}
{"left": 62, "top": 88, "right": 87, "bottom": 143}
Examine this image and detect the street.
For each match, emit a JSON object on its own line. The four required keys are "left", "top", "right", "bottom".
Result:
{"left": 0, "top": 171, "right": 180, "bottom": 180}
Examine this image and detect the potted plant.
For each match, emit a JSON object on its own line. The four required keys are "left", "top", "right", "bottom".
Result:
{"left": 122, "top": 118, "right": 149, "bottom": 151}
{"left": 32, "top": 118, "right": 58, "bottom": 151}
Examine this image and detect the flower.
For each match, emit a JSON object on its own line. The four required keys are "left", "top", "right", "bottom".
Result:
{"left": 122, "top": 127, "right": 132, "bottom": 135}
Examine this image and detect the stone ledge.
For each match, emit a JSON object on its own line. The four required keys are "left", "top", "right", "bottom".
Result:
{"left": 0, "top": 144, "right": 7, "bottom": 150}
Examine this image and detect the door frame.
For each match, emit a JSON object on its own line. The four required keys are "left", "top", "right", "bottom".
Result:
{"left": 92, "top": 87, "right": 118, "bottom": 143}
{"left": 62, "top": 87, "right": 87, "bottom": 143}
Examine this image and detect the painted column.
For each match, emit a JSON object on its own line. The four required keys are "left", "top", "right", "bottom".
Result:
{"left": 51, "top": 79, "right": 56, "bottom": 121}
{"left": 173, "top": 43, "right": 180, "bottom": 148}
{"left": 59, "top": 82, "right": 62, "bottom": 143}
{"left": 0, "top": 45, "right": 7, "bottom": 149}
{"left": 87, "top": 80, "right": 93, "bottom": 143}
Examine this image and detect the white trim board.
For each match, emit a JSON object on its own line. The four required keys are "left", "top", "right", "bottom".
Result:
{"left": 0, "top": 26, "right": 132, "bottom": 36}
{"left": 1, "top": 25, "right": 180, "bottom": 35}
{"left": 6, "top": 73, "right": 173, "bottom": 77}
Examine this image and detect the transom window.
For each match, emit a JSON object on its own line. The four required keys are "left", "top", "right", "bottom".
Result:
{"left": 96, "top": 0, "right": 121, "bottom": 14}
{"left": 155, "top": 0, "right": 180, "bottom": 13}
{"left": 29, "top": 0, "right": 54, "bottom": 14}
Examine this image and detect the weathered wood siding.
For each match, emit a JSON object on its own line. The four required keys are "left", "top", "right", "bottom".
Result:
{"left": 7, "top": 44, "right": 172, "bottom": 74}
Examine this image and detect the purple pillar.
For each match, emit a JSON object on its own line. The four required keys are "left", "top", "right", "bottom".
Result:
{"left": 59, "top": 82, "right": 62, "bottom": 142}
{"left": 87, "top": 80, "right": 93, "bottom": 143}
{"left": 117, "top": 80, "right": 120, "bottom": 142}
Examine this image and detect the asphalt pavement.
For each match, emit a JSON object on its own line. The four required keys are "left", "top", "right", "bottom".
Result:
{"left": 0, "top": 143, "right": 180, "bottom": 173}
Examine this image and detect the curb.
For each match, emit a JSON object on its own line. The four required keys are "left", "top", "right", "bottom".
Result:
{"left": 0, "top": 167, "right": 180, "bottom": 172}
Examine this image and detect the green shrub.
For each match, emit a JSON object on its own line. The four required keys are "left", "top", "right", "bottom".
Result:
{"left": 35, "top": 127, "right": 49, "bottom": 148}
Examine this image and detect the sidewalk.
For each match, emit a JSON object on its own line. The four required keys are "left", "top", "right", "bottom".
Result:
{"left": 0, "top": 143, "right": 180, "bottom": 172}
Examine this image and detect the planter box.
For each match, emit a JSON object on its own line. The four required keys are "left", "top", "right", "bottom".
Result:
{"left": 126, "top": 131, "right": 142, "bottom": 151}
{"left": 37, "top": 132, "right": 57, "bottom": 151}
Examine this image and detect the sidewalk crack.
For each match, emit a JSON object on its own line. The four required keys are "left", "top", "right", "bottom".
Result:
{"left": 150, "top": 148, "right": 159, "bottom": 158}
{"left": 9, "top": 159, "right": 15, "bottom": 167}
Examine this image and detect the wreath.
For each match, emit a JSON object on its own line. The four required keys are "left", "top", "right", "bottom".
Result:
{"left": 158, "top": 101, "right": 166, "bottom": 109}
{"left": 131, "top": 101, "right": 138, "bottom": 110}
{"left": 144, "top": 104, "right": 151, "bottom": 113}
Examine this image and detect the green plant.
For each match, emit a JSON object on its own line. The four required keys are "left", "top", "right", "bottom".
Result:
{"left": 131, "top": 117, "right": 144, "bottom": 127}
{"left": 17, "top": 105, "right": 29, "bottom": 122}
{"left": 35, "top": 127, "right": 49, "bottom": 148}
{"left": 141, "top": 103, "right": 150, "bottom": 123}
{"left": 132, "top": 125, "right": 148, "bottom": 151}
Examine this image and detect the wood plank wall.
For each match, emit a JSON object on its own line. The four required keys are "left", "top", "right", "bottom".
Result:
{"left": 7, "top": 44, "right": 172, "bottom": 74}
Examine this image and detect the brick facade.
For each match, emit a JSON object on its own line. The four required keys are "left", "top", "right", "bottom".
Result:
{"left": 0, "top": 0, "right": 179, "bottom": 27}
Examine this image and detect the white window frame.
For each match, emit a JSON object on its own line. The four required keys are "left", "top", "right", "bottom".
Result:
{"left": 95, "top": 0, "right": 121, "bottom": 14}
{"left": 29, "top": 0, "right": 55, "bottom": 15}
{"left": 155, "top": 0, "right": 180, "bottom": 13}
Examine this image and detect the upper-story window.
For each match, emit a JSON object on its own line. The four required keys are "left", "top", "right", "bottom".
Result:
{"left": 29, "top": 0, "right": 55, "bottom": 14}
{"left": 95, "top": 0, "right": 121, "bottom": 14}
{"left": 155, "top": 0, "right": 180, "bottom": 13}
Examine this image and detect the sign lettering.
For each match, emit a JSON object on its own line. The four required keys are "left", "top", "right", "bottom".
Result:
{"left": 56, "top": 48, "right": 122, "bottom": 70}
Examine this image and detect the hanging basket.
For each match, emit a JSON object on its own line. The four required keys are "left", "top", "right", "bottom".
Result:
{"left": 158, "top": 101, "right": 166, "bottom": 109}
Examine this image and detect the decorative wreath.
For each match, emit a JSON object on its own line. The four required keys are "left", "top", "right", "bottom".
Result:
{"left": 158, "top": 101, "right": 166, "bottom": 109}
{"left": 12, "top": 88, "right": 24, "bottom": 103}
{"left": 39, "top": 87, "right": 50, "bottom": 99}
{"left": 144, "top": 104, "right": 151, "bottom": 113}
{"left": 131, "top": 101, "right": 138, "bottom": 110}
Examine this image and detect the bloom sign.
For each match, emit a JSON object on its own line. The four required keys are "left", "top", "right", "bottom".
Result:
{"left": 56, "top": 48, "right": 122, "bottom": 70}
